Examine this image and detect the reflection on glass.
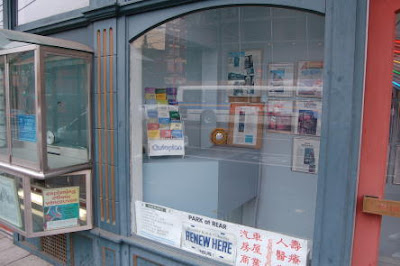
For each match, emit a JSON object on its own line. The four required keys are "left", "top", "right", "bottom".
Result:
{"left": 45, "top": 54, "right": 89, "bottom": 169}
{"left": 31, "top": 174, "right": 87, "bottom": 233}
{"left": 18, "top": 0, "right": 89, "bottom": 25}
{"left": 0, "top": 57, "right": 7, "bottom": 157}
{"left": 132, "top": 6, "right": 325, "bottom": 259}
{"left": 9, "top": 51, "right": 38, "bottom": 165}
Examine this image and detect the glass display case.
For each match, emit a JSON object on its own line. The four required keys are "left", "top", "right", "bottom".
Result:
{"left": 0, "top": 30, "right": 92, "bottom": 177}
{"left": 0, "top": 29, "right": 93, "bottom": 237}
{"left": 0, "top": 169, "right": 92, "bottom": 237}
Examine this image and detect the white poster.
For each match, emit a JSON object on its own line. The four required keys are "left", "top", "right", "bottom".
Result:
{"left": 292, "top": 137, "right": 320, "bottom": 174}
{"left": 236, "top": 225, "right": 308, "bottom": 266}
{"left": 148, "top": 139, "right": 185, "bottom": 156}
{"left": 233, "top": 106, "right": 259, "bottom": 145}
{"left": 135, "top": 201, "right": 182, "bottom": 247}
{"left": 296, "top": 61, "right": 323, "bottom": 98}
{"left": 0, "top": 175, "right": 22, "bottom": 228}
{"left": 267, "top": 63, "right": 295, "bottom": 97}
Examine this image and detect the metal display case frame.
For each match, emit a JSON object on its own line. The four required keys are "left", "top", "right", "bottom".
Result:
{"left": 0, "top": 29, "right": 93, "bottom": 237}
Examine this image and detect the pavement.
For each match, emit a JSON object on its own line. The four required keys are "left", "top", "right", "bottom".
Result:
{"left": 0, "top": 230, "right": 52, "bottom": 266}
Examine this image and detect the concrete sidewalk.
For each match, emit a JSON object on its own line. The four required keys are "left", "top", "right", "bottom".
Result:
{"left": 0, "top": 231, "right": 52, "bottom": 266}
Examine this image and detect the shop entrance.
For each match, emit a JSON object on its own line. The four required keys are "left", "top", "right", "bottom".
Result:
{"left": 353, "top": 1, "right": 400, "bottom": 265}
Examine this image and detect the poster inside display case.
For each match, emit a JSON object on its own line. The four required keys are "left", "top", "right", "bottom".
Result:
{"left": 296, "top": 61, "right": 323, "bottom": 98}
{"left": 267, "top": 63, "right": 295, "bottom": 97}
{"left": 227, "top": 103, "right": 264, "bottom": 149}
{"left": 292, "top": 137, "right": 320, "bottom": 174}
{"left": 266, "top": 100, "right": 293, "bottom": 133}
{"left": 227, "top": 50, "right": 262, "bottom": 97}
{"left": 293, "top": 100, "right": 322, "bottom": 136}
{"left": 0, "top": 175, "right": 22, "bottom": 228}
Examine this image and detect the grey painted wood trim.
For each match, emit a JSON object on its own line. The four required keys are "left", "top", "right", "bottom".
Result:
{"left": 312, "top": 0, "right": 367, "bottom": 265}
{"left": 121, "top": 0, "right": 325, "bottom": 15}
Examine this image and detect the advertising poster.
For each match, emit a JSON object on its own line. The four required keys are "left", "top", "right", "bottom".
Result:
{"left": 227, "top": 50, "right": 262, "bottom": 97}
{"left": 228, "top": 103, "right": 264, "bottom": 149}
{"left": 43, "top": 186, "right": 79, "bottom": 230}
{"left": 293, "top": 100, "right": 322, "bottom": 136}
{"left": 296, "top": 61, "right": 323, "bottom": 98}
{"left": 267, "top": 63, "right": 295, "bottom": 97}
{"left": 266, "top": 100, "right": 293, "bottom": 133}
{"left": 135, "top": 201, "right": 308, "bottom": 265}
{"left": 292, "top": 137, "right": 320, "bottom": 174}
{"left": 0, "top": 175, "right": 22, "bottom": 228}
{"left": 17, "top": 114, "right": 36, "bottom": 142}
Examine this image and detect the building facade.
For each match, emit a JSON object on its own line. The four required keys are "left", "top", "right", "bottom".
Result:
{"left": 0, "top": 0, "right": 398, "bottom": 265}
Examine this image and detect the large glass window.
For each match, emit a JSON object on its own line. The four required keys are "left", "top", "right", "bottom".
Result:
{"left": 17, "top": 0, "right": 89, "bottom": 25}
{"left": 131, "top": 6, "right": 324, "bottom": 264}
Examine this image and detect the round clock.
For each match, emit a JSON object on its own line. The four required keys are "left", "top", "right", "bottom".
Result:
{"left": 210, "top": 128, "right": 228, "bottom": 145}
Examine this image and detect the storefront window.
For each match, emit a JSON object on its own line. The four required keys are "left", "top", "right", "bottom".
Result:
{"left": 17, "top": 0, "right": 89, "bottom": 25}
{"left": 131, "top": 6, "right": 324, "bottom": 264}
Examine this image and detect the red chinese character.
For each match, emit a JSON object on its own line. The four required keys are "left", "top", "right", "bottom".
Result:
{"left": 290, "top": 240, "right": 302, "bottom": 251}
{"left": 276, "top": 238, "right": 289, "bottom": 247}
{"left": 253, "top": 232, "right": 262, "bottom": 241}
{"left": 288, "top": 254, "right": 301, "bottom": 264}
{"left": 276, "top": 250, "right": 287, "bottom": 261}
{"left": 241, "top": 242, "right": 251, "bottom": 252}
{"left": 241, "top": 229, "right": 251, "bottom": 239}
{"left": 240, "top": 254, "right": 250, "bottom": 264}
{"left": 251, "top": 257, "right": 261, "bottom": 266}
{"left": 252, "top": 244, "right": 262, "bottom": 255}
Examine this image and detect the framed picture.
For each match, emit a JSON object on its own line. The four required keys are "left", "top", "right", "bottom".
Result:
{"left": 227, "top": 103, "right": 264, "bottom": 149}
{"left": 293, "top": 100, "right": 322, "bottom": 136}
{"left": 227, "top": 50, "right": 262, "bottom": 97}
{"left": 266, "top": 100, "right": 293, "bottom": 133}
{"left": 267, "top": 63, "right": 295, "bottom": 97}
{"left": 296, "top": 61, "right": 323, "bottom": 98}
{"left": 292, "top": 137, "right": 320, "bottom": 174}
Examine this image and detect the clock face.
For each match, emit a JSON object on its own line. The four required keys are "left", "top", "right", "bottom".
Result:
{"left": 46, "top": 131, "right": 55, "bottom": 145}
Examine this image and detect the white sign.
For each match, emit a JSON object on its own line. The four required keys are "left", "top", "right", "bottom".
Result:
{"left": 236, "top": 226, "right": 308, "bottom": 266}
{"left": 148, "top": 139, "right": 185, "bottom": 156}
{"left": 181, "top": 219, "right": 236, "bottom": 264}
{"left": 135, "top": 201, "right": 308, "bottom": 265}
{"left": 135, "top": 201, "right": 182, "bottom": 247}
{"left": 292, "top": 137, "right": 320, "bottom": 174}
{"left": 0, "top": 175, "right": 22, "bottom": 228}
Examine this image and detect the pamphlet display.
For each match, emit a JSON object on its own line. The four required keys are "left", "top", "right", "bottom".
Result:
{"left": 292, "top": 137, "right": 320, "bottom": 174}
{"left": 296, "top": 61, "right": 323, "bottom": 98}
{"left": 267, "top": 63, "right": 295, "bottom": 97}
{"left": 135, "top": 201, "right": 308, "bottom": 265}
{"left": 144, "top": 87, "right": 185, "bottom": 157}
